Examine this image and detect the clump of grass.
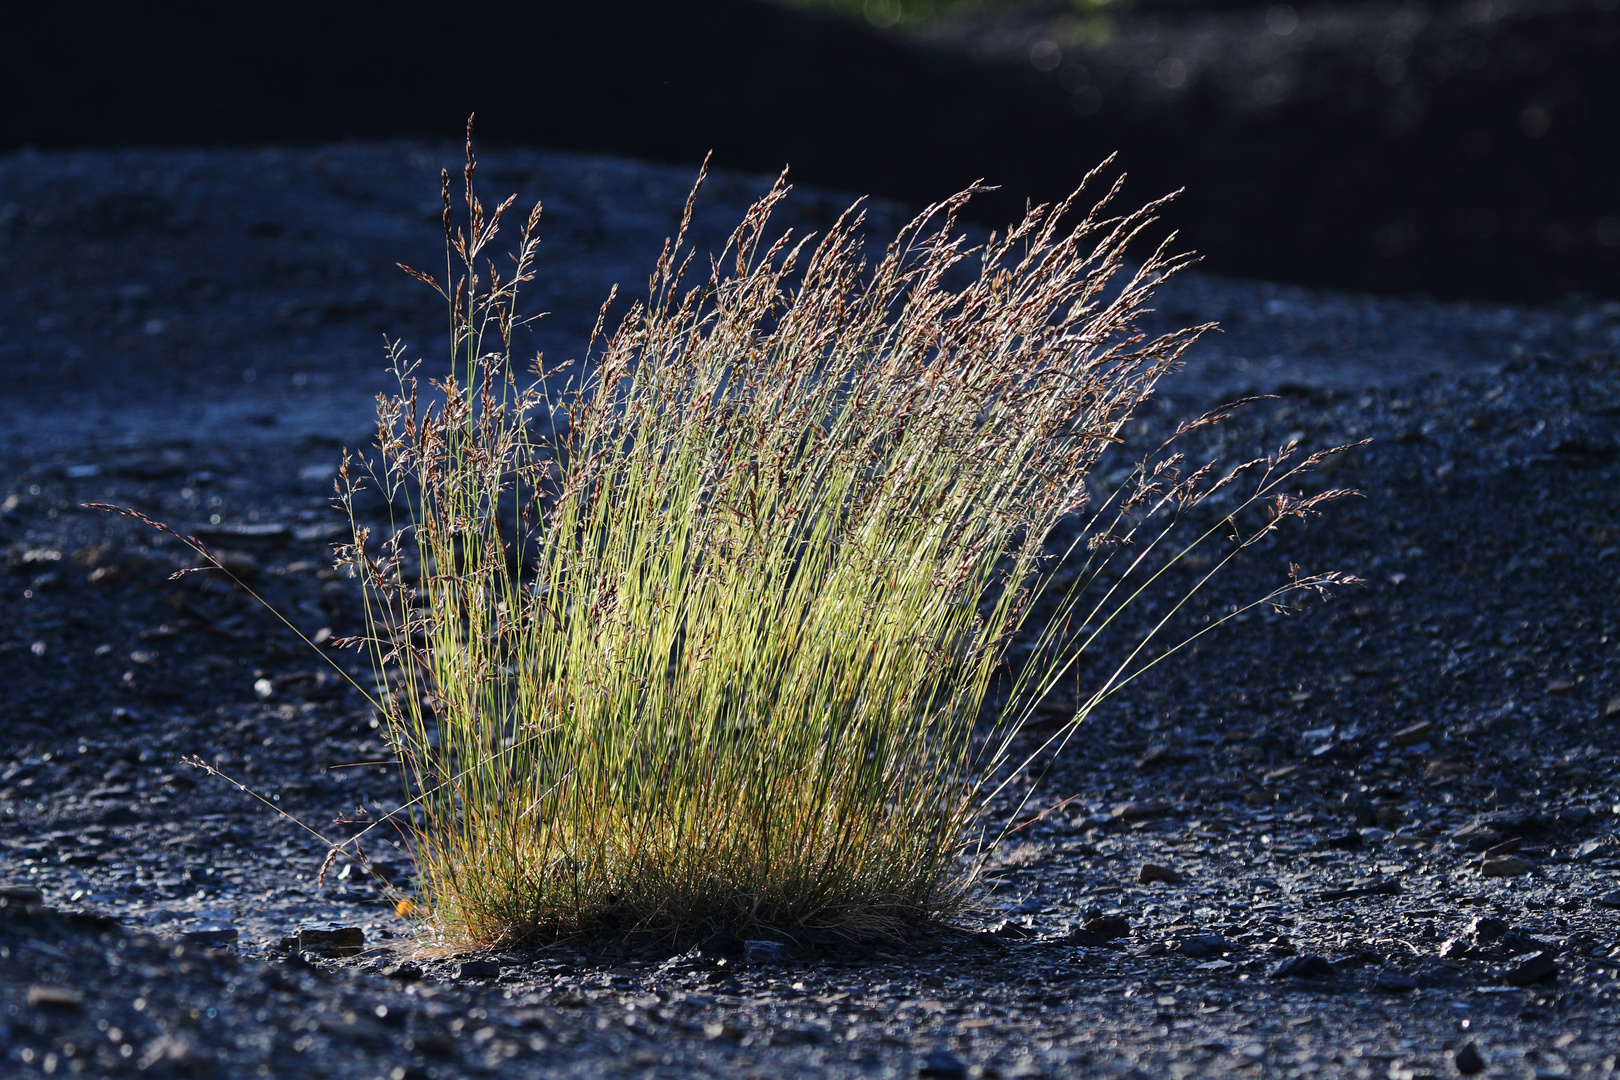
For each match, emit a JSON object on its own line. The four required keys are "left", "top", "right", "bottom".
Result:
{"left": 340, "top": 136, "right": 1349, "bottom": 948}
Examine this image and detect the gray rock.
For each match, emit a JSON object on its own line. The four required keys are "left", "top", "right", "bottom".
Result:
{"left": 1113, "top": 798, "right": 1173, "bottom": 821}
{"left": 1270, "top": 955, "right": 1335, "bottom": 979}
{"left": 1179, "top": 934, "right": 1231, "bottom": 958}
{"left": 26, "top": 986, "right": 84, "bottom": 1011}
{"left": 1082, "top": 914, "right": 1131, "bottom": 939}
{"left": 296, "top": 924, "right": 364, "bottom": 958}
{"left": 1438, "top": 937, "right": 1474, "bottom": 960}
{"left": 1453, "top": 1041, "right": 1485, "bottom": 1075}
{"left": 1596, "top": 890, "right": 1620, "bottom": 908}
{"left": 1137, "top": 863, "right": 1185, "bottom": 885}
{"left": 1504, "top": 951, "right": 1558, "bottom": 987}
{"left": 1573, "top": 838, "right": 1606, "bottom": 860}
{"left": 455, "top": 958, "right": 502, "bottom": 980}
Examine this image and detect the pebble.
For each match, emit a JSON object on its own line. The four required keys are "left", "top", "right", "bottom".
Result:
{"left": 296, "top": 925, "right": 365, "bottom": 958}
{"left": 1451, "top": 822, "right": 1502, "bottom": 851}
{"left": 743, "top": 940, "right": 793, "bottom": 963}
{"left": 1596, "top": 890, "right": 1620, "bottom": 908}
{"left": 1439, "top": 938, "right": 1473, "bottom": 961}
{"left": 1391, "top": 721, "right": 1433, "bottom": 746}
{"left": 1467, "top": 915, "right": 1510, "bottom": 944}
{"left": 1137, "top": 863, "right": 1184, "bottom": 885}
{"left": 1504, "top": 951, "right": 1558, "bottom": 987}
{"left": 918, "top": 1047, "right": 968, "bottom": 1080}
{"left": 455, "top": 958, "right": 501, "bottom": 980}
{"left": 182, "top": 927, "right": 239, "bottom": 948}
{"left": 1270, "top": 955, "right": 1335, "bottom": 979}
{"left": 1113, "top": 798, "right": 1173, "bottom": 821}
{"left": 26, "top": 985, "right": 85, "bottom": 1010}
{"left": 1, "top": 885, "right": 45, "bottom": 904}
{"left": 1178, "top": 934, "right": 1230, "bottom": 959}
{"left": 1373, "top": 970, "right": 1417, "bottom": 992}
{"left": 1082, "top": 914, "right": 1131, "bottom": 939}
{"left": 1453, "top": 1042, "right": 1485, "bottom": 1076}
{"left": 1480, "top": 855, "right": 1532, "bottom": 877}
{"left": 383, "top": 961, "right": 423, "bottom": 981}
{"left": 1573, "top": 839, "right": 1606, "bottom": 861}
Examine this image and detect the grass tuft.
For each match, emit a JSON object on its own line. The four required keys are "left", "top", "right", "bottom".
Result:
{"left": 337, "top": 135, "right": 1351, "bottom": 949}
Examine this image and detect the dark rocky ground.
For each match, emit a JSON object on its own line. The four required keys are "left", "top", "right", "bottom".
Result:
{"left": 3, "top": 143, "right": 1620, "bottom": 1078}
{"left": 4, "top": 0, "right": 1618, "bottom": 303}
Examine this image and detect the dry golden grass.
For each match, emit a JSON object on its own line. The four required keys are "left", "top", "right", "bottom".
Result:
{"left": 326, "top": 134, "right": 1352, "bottom": 948}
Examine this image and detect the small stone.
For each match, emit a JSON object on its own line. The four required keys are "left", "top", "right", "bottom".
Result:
{"left": 383, "top": 961, "right": 423, "bottom": 981}
{"left": 918, "top": 1047, "right": 968, "bottom": 1080}
{"left": 1467, "top": 916, "right": 1510, "bottom": 944}
{"left": 1452, "top": 1041, "right": 1485, "bottom": 1075}
{"left": 1573, "top": 839, "right": 1606, "bottom": 861}
{"left": 1391, "top": 721, "right": 1433, "bottom": 746}
{"left": 1324, "top": 831, "right": 1363, "bottom": 849}
{"left": 0, "top": 885, "right": 45, "bottom": 904}
{"left": 1137, "top": 863, "right": 1184, "bottom": 885}
{"left": 1451, "top": 821, "right": 1502, "bottom": 851}
{"left": 27, "top": 986, "right": 83, "bottom": 1011}
{"left": 182, "top": 927, "right": 238, "bottom": 948}
{"left": 1496, "top": 930, "right": 1545, "bottom": 954}
{"left": 1607, "top": 697, "right": 1620, "bottom": 717}
{"left": 1438, "top": 938, "right": 1474, "bottom": 961}
{"left": 1270, "top": 955, "right": 1335, "bottom": 979}
{"left": 455, "top": 958, "right": 501, "bottom": 980}
{"left": 140, "top": 1033, "right": 209, "bottom": 1069}
{"left": 1178, "top": 934, "right": 1230, "bottom": 959}
{"left": 743, "top": 940, "right": 792, "bottom": 963}
{"left": 1113, "top": 798, "right": 1173, "bottom": 821}
{"left": 1547, "top": 677, "right": 1574, "bottom": 694}
{"left": 1082, "top": 914, "right": 1131, "bottom": 939}
{"left": 1504, "top": 951, "right": 1558, "bottom": 986}
{"left": 1480, "top": 855, "right": 1532, "bottom": 877}
{"left": 297, "top": 924, "right": 365, "bottom": 957}
{"left": 1373, "top": 969, "right": 1417, "bottom": 992}
{"left": 1596, "top": 890, "right": 1620, "bottom": 908}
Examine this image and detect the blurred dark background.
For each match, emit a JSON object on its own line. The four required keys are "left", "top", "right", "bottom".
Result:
{"left": 2, "top": 0, "right": 1616, "bottom": 304}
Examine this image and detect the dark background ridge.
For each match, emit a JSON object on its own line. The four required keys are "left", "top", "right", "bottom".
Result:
{"left": 2, "top": 0, "right": 1617, "bottom": 304}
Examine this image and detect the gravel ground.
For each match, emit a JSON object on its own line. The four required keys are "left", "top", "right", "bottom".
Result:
{"left": 3, "top": 143, "right": 1620, "bottom": 1079}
